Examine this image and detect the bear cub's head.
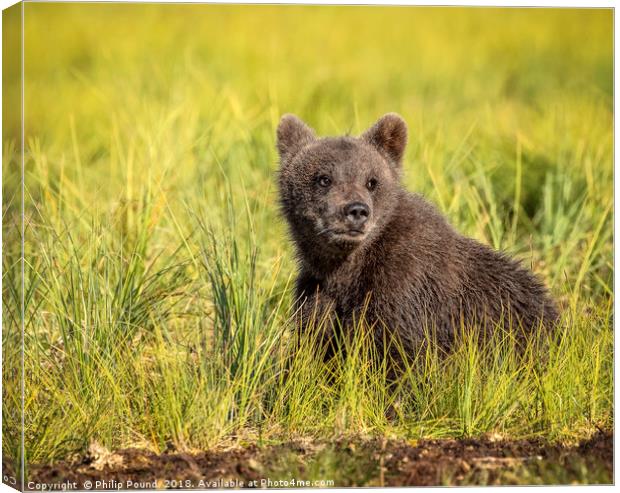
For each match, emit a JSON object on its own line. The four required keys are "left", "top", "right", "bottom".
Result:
{"left": 277, "top": 113, "right": 408, "bottom": 257}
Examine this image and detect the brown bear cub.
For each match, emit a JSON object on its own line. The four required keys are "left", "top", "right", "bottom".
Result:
{"left": 276, "top": 113, "right": 558, "bottom": 358}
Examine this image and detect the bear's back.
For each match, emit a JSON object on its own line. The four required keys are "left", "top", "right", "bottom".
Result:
{"left": 358, "top": 192, "right": 558, "bottom": 349}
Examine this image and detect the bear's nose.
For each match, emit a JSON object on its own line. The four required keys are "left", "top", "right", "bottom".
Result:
{"left": 344, "top": 202, "right": 370, "bottom": 227}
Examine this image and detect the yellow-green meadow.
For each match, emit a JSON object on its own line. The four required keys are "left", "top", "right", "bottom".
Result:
{"left": 2, "top": 4, "right": 613, "bottom": 486}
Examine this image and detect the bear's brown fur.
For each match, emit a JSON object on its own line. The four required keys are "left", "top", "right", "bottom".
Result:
{"left": 276, "top": 113, "right": 558, "bottom": 357}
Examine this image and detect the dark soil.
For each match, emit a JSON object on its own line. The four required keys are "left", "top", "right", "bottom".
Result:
{"left": 7, "top": 431, "right": 613, "bottom": 489}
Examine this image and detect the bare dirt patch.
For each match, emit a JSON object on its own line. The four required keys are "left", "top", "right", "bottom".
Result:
{"left": 10, "top": 431, "right": 612, "bottom": 489}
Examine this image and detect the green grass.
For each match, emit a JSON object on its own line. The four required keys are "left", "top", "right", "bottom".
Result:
{"left": 2, "top": 3, "right": 613, "bottom": 481}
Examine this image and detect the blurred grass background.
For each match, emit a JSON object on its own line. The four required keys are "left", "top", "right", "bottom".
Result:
{"left": 2, "top": 3, "right": 613, "bottom": 483}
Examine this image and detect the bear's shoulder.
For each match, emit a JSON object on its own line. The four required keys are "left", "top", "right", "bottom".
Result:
{"left": 362, "top": 191, "right": 464, "bottom": 292}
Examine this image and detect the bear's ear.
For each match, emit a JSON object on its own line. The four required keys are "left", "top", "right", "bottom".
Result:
{"left": 276, "top": 114, "right": 316, "bottom": 160}
{"left": 361, "top": 113, "right": 408, "bottom": 167}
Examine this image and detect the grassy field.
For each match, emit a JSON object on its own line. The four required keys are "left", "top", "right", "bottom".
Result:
{"left": 2, "top": 4, "right": 613, "bottom": 486}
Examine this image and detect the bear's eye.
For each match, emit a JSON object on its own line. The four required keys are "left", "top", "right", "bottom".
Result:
{"left": 366, "top": 178, "right": 378, "bottom": 191}
{"left": 317, "top": 175, "right": 332, "bottom": 188}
